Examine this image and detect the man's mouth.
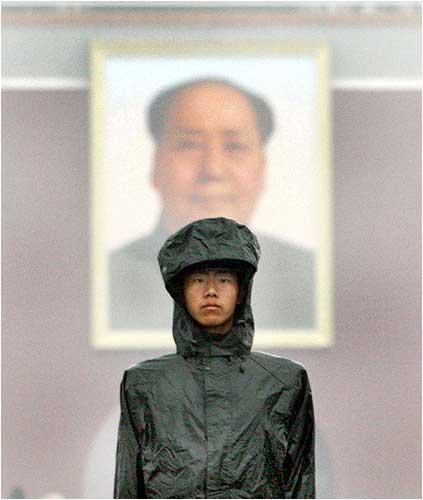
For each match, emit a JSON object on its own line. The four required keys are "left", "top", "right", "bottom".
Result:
{"left": 201, "top": 304, "right": 221, "bottom": 310}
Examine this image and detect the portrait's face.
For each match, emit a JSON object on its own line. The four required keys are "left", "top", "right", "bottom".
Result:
{"left": 183, "top": 268, "right": 240, "bottom": 334}
{"left": 152, "top": 83, "right": 266, "bottom": 232}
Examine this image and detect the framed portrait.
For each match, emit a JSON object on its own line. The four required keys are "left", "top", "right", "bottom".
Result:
{"left": 91, "top": 39, "right": 332, "bottom": 349}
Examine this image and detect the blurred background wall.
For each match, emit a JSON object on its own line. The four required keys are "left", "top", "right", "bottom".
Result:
{"left": 2, "top": 1, "right": 421, "bottom": 498}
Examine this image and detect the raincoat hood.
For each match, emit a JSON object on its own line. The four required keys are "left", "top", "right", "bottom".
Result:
{"left": 158, "top": 217, "right": 261, "bottom": 358}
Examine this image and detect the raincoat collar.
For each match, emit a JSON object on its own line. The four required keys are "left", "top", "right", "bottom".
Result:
{"left": 172, "top": 303, "right": 254, "bottom": 358}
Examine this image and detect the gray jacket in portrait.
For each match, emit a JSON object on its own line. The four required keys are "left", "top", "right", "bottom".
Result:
{"left": 109, "top": 223, "right": 315, "bottom": 330}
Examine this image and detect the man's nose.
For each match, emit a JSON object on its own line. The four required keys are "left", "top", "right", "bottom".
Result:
{"left": 204, "top": 278, "right": 218, "bottom": 297}
{"left": 200, "top": 141, "right": 225, "bottom": 179}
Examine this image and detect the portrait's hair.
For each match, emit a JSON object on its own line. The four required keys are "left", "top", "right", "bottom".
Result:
{"left": 147, "top": 77, "right": 275, "bottom": 144}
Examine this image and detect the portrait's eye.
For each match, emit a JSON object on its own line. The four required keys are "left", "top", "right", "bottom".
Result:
{"left": 175, "top": 140, "right": 203, "bottom": 151}
{"left": 225, "top": 141, "right": 249, "bottom": 153}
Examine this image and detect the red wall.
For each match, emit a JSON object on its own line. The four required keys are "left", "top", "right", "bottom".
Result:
{"left": 2, "top": 89, "right": 421, "bottom": 498}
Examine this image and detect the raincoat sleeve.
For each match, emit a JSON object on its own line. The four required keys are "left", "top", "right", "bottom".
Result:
{"left": 269, "top": 367, "right": 315, "bottom": 499}
{"left": 114, "top": 370, "right": 146, "bottom": 499}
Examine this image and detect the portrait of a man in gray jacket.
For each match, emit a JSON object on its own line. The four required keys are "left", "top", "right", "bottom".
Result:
{"left": 109, "top": 78, "right": 315, "bottom": 331}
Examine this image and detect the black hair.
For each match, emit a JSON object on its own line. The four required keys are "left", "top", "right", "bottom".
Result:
{"left": 181, "top": 259, "right": 254, "bottom": 283}
{"left": 147, "top": 77, "right": 275, "bottom": 145}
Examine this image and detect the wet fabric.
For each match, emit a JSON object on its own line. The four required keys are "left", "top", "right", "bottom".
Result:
{"left": 114, "top": 217, "right": 315, "bottom": 498}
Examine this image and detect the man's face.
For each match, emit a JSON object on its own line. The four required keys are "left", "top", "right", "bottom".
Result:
{"left": 183, "top": 268, "right": 240, "bottom": 334}
{"left": 153, "top": 83, "right": 266, "bottom": 232}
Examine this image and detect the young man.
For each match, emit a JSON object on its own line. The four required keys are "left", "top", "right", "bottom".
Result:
{"left": 114, "top": 217, "right": 315, "bottom": 499}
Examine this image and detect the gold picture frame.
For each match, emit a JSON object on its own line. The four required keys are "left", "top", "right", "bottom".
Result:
{"left": 91, "top": 39, "right": 333, "bottom": 349}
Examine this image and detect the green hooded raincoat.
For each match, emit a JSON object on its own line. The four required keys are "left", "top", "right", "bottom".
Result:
{"left": 114, "top": 217, "right": 315, "bottom": 499}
